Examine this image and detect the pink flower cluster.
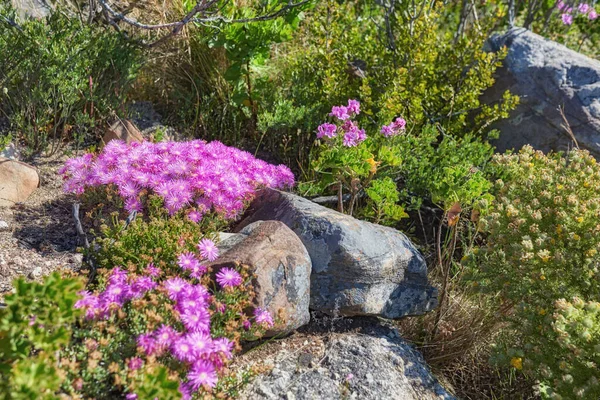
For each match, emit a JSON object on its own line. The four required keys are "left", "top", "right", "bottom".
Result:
{"left": 318, "top": 100, "right": 366, "bottom": 147}
{"left": 380, "top": 117, "right": 407, "bottom": 137}
{"left": 75, "top": 267, "right": 157, "bottom": 320}
{"left": 317, "top": 100, "right": 407, "bottom": 146}
{"left": 75, "top": 238, "right": 274, "bottom": 398}
{"left": 558, "top": 1, "right": 598, "bottom": 25}
{"left": 60, "top": 140, "right": 295, "bottom": 217}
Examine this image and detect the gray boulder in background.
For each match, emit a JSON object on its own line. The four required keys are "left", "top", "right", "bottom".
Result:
{"left": 236, "top": 189, "right": 437, "bottom": 319}
{"left": 239, "top": 323, "right": 455, "bottom": 400}
{"left": 482, "top": 28, "right": 600, "bottom": 157}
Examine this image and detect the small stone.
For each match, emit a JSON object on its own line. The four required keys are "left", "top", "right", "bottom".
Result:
{"left": 28, "top": 266, "right": 42, "bottom": 279}
{"left": 298, "top": 352, "right": 313, "bottom": 368}
{"left": 366, "top": 373, "right": 374, "bottom": 384}
{"left": 286, "top": 391, "right": 296, "bottom": 400}
{"left": 0, "top": 220, "right": 8, "bottom": 230}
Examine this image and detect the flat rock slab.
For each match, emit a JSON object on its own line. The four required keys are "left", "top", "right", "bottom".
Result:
{"left": 0, "top": 157, "right": 39, "bottom": 207}
{"left": 210, "top": 221, "right": 311, "bottom": 337}
{"left": 483, "top": 27, "right": 600, "bottom": 157}
{"left": 236, "top": 189, "right": 437, "bottom": 319}
{"left": 239, "top": 323, "right": 455, "bottom": 400}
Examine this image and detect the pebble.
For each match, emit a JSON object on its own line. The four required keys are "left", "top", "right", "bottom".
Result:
{"left": 28, "top": 266, "right": 42, "bottom": 279}
{"left": 0, "top": 220, "right": 8, "bottom": 230}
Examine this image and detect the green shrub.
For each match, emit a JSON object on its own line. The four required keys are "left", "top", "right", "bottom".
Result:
{"left": 468, "top": 146, "right": 600, "bottom": 399}
{"left": 255, "top": 0, "right": 517, "bottom": 170}
{"left": 0, "top": 6, "right": 142, "bottom": 155}
{"left": 0, "top": 272, "right": 84, "bottom": 399}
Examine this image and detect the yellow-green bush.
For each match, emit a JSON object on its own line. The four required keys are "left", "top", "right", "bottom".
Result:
{"left": 468, "top": 146, "right": 600, "bottom": 399}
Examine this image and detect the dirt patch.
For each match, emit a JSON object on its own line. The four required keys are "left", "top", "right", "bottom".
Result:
{"left": 0, "top": 153, "right": 83, "bottom": 297}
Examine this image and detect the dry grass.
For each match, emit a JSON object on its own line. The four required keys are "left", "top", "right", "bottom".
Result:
{"left": 397, "top": 279, "right": 539, "bottom": 399}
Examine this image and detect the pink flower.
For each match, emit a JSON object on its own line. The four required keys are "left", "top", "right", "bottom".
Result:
{"left": 187, "top": 332, "right": 214, "bottom": 357}
{"left": 137, "top": 333, "right": 158, "bottom": 355}
{"left": 562, "top": 13, "right": 574, "bottom": 25}
{"left": 329, "top": 105, "right": 350, "bottom": 121}
{"left": 127, "top": 357, "right": 143, "bottom": 371}
{"left": 178, "top": 252, "right": 199, "bottom": 270}
{"left": 164, "top": 277, "right": 189, "bottom": 300}
{"left": 346, "top": 99, "right": 361, "bottom": 115}
{"left": 188, "top": 360, "right": 218, "bottom": 389}
{"left": 254, "top": 308, "right": 274, "bottom": 327}
{"left": 213, "top": 337, "right": 234, "bottom": 359}
{"left": 145, "top": 263, "right": 160, "bottom": 277}
{"left": 216, "top": 267, "right": 243, "bottom": 288}
{"left": 171, "top": 337, "right": 196, "bottom": 362}
{"left": 578, "top": 3, "right": 590, "bottom": 13}
{"left": 187, "top": 210, "right": 203, "bottom": 223}
{"left": 590, "top": 9, "right": 598, "bottom": 19}
{"left": 197, "top": 238, "right": 219, "bottom": 261}
{"left": 317, "top": 123, "right": 338, "bottom": 139}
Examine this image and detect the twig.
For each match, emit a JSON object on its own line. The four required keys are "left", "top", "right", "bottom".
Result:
{"left": 72, "top": 203, "right": 90, "bottom": 249}
{"left": 98, "top": 0, "right": 309, "bottom": 47}
{"left": 558, "top": 105, "right": 579, "bottom": 150}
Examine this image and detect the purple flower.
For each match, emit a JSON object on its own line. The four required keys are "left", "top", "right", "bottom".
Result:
{"left": 590, "top": 9, "right": 598, "bottom": 19}
{"left": 164, "top": 277, "right": 189, "bottom": 300}
{"left": 329, "top": 105, "right": 350, "bottom": 121}
{"left": 346, "top": 99, "right": 361, "bottom": 116}
{"left": 557, "top": 0, "right": 567, "bottom": 10}
{"left": 179, "top": 382, "right": 193, "bottom": 400}
{"left": 380, "top": 125, "right": 395, "bottom": 137}
{"left": 145, "top": 263, "right": 160, "bottom": 277}
{"left": 61, "top": 139, "right": 295, "bottom": 220}
{"left": 127, "top": 357, "right": 143, "bottom": 371}
{"left": 392, "top": 117, "right": 406, "bottom": 131}
{"left": 125, "top": 394, "right": 138, "bottom": 400}
{"left": 216, "top": 267, "right": 243, "bottom": 288}
{"left": 317, "top": 123, "right": 338, "bottom": 139}
{"left": 171, "top": 337, "right": 195, "bottom": 362}
{"left": 178, "top": 252, "right": 199, "bottom": 270}
{"left": 181, "top": 308, "right": 211, "bottom": 333}
{"left": 187, "top": 210, "right": 203, "bottom": 223}
{"left": 131, "top": 276, "right": 157, "bottom": 298}
{"left": 186, "top": 332, "right": 213, "bottom": 357}
{"left": 213, "top": 337, "right": 234, "bottom": 359}
{"left": 243, "top": 320, "right": 252, "bottom": 331}
{"left": 155, "top": 325, "right": 179, "bottom": 347}
{"left": 578, "top": 3, "right": 590, "bottom": 13}
{"left": 562, "top": 13, "right": 574, "bottom": 24}
{"left": 254, "top": 308, "right": 274, "bottom": 327}
{"left": 188, "top": 360, "right": 218, "bottom": 389}
{"left": 137, "top": 333, "right": 158, "bottom": 355}
{"left": 197, "top": 238, "right": 219, "bottom": 261}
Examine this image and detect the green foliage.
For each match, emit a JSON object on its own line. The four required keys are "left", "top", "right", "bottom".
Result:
{"left": 0, "top": 5, "right": 142, "bottom": 155}
{"left": 85, "top": 192, "right": 228, "bottom": 273}
{"left": 467, "top": 146, "right": 600, "bottom": 399}
{"left": 256, "top": 0, "right": 517, "bottom": 170}
{"left": 0, "top": 272, "right": 84, "bottom": 399}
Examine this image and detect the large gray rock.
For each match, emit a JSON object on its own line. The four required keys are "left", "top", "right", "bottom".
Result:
{"left": 210, "top": 221, "right": 311, "bottom": 337}
{"left": 236, "top": 189, "right": 437, "bottom": 319}
{"left": 483, "top": 28, "right": 600, "bottom": 157}
{"left": 239, "top": 323, "right": 454, "bottom": 400}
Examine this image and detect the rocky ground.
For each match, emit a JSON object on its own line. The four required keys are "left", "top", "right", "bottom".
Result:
{"left": 235, "top": 314, "right": 454, "bottom": 400}
{"left": 0, "top": 153, "right": 82, "bottom": 297}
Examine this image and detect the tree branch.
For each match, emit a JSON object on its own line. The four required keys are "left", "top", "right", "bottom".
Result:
{"left": 98, "top": 0, "right": 310, "bottom": 47}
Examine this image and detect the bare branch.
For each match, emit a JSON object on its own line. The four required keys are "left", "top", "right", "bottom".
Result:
{"left": 98, "top": 0, "right": 309, "bottom": 47}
